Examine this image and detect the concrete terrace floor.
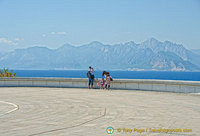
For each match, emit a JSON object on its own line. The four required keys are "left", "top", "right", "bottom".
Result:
{"left": 0, "top": 87, "right": 199, "bottom": 136}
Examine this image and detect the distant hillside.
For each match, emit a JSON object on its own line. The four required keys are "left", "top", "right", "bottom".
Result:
{"left": 191, "top": 49, "right": 200, "bottom": 55}
{"left": 0, "top": 38, "right": 200, "bottom": 71}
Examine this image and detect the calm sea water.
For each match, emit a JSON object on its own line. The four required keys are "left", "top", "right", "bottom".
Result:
{"left": 12, "top": 70, "right": 200, "bottom": 81}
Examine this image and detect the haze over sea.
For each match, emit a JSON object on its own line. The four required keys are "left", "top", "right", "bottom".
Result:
{"left": 13, "top": 70, "right": 200, "bottom": 81}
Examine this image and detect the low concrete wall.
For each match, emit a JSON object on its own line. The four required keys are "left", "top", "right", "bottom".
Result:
{"left": 0, "top": 77, "right": 200, "bottom": 93}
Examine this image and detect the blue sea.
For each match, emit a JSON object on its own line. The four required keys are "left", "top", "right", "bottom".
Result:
{"left": 12, "top": 70, "right": 200, "bottom": 81}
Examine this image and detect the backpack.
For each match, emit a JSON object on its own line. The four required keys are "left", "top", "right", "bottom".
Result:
{"left": 87, "top": 71, "right": 91, "bottom": 78}
{"left": 110, "top": 77, "right": 113, "bottom": 81}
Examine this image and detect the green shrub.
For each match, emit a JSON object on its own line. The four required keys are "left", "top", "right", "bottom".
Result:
{"left": 0, "top": 68, "right": 16, "bottom": 77}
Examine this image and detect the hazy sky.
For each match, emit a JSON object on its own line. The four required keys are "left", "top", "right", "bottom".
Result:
{"left": 0, "top": 0, "right": 200, "bottom": 49}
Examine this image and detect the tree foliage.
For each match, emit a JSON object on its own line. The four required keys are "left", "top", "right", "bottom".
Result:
{"left": 0, "top": 68, "right": 16, "bottom": 77}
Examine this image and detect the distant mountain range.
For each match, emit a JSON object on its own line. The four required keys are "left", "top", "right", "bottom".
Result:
{"left": 191, "top": 49, "right": 200, "bottom": 56}
{"left": 0, "top": 38, "right": 200, "bottom": 71}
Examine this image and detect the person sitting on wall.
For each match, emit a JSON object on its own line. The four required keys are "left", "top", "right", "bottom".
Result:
{"left": 87, "top": 66, "right": 95, "bottom": 89}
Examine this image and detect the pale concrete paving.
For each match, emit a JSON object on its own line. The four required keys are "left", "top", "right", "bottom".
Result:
{"left": 0, "top": 87, "right": 199, "bottom": 136}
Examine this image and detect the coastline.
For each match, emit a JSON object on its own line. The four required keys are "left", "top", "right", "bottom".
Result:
{"left": 6, "top": 70, "right": 200, "bottom": 81}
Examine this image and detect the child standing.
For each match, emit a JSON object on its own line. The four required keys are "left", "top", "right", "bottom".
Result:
{"left": 100, "top": 78, "right": 104, "bottom": 89}
{"left": 97, "top": 78, "right": 104, "bottom": 89}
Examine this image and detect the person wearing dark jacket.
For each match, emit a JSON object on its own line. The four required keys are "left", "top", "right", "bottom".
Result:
{"left": 88, "top": 66, "right": 95, "bottom": 89}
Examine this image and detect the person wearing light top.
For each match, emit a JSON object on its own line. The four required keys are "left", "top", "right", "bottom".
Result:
{"left": 102, "top": 71, "right": 112, "bottom": 89}
{"left": 105, "top": 73, "right": 112, "bottom": 90}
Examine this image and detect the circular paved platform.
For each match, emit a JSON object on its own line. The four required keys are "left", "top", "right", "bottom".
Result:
{"left": 0, "top": 87, "right": 199, "bottom": 136}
